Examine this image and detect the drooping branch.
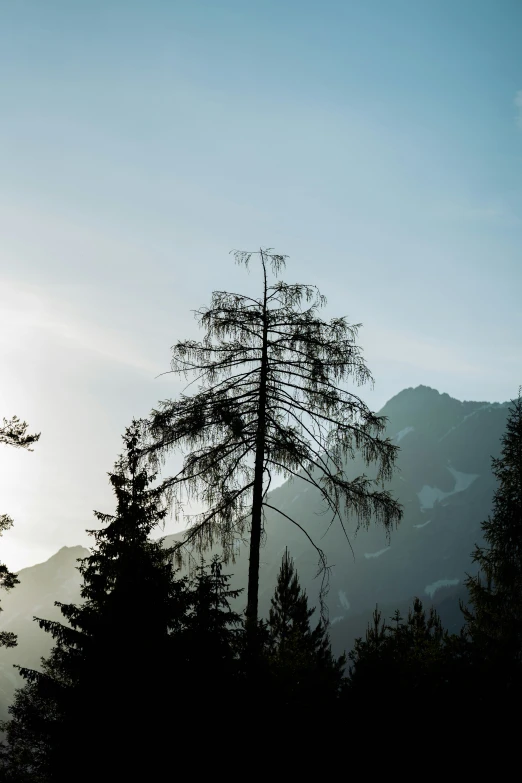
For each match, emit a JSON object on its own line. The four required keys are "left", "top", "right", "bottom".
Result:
{"left": 143, "top": 249, "right": 403, "bottom": 627}
{"left": 262, "top": 502, "right": 332, "bottom": 622}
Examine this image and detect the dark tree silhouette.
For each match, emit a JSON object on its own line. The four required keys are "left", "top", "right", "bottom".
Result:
{"left": 265, "top": 548, "right": 346, "bottom": 713}
{"left": 185, "top": 554, "right": 244, "bottom": 703}
{"left": 0, "top": 417, "right": 40, "bottom": 451}
{"left": 347, "top": 598, "right": 461, "bottom": 713}
{"left": 0, "top": 514, "right": 19, "bottom": 649}
{"left": 144, "top": 249, "right": 402, "bottom": 640}
{"left": 462, "top": 388, "right": 522, "bottom": 698}
{"left": 1, "top": 421, "right": 190, "bottom": 781}
{"left": 1, "top": 415, "right": 40, "bottom": 649}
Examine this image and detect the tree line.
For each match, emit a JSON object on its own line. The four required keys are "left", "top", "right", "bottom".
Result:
{"left": 0, "top": 251, "right": 520, "bottom": 775}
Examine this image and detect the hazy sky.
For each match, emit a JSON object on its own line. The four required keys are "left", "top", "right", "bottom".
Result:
{"left": 1, "top": 0, "right": 521, "bottom": 570}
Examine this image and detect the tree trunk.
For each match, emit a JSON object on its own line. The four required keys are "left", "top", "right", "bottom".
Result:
{"left": 246, "top": 255, "right": 269, "bottom": 642}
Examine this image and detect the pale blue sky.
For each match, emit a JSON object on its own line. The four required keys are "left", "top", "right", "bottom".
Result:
{"left": 1, "top": 0, "right": 521, "bottom": 569}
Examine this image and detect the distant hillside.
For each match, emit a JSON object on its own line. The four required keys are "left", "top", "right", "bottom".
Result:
{"left": 0, "top": 545, "right": 87, "bottom": 719}
{"left": 0, "top": 386, "right": 509, "bottom": 717}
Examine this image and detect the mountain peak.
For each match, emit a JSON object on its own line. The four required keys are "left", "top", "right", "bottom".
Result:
{"left": 17, "top": 545, "right": 89, "bottom": 578}
{"left": 382, "top": 385, "right": 452, "bottom": 408}
{"left": 379, "top": 386, "right": 491, "bottom": 442}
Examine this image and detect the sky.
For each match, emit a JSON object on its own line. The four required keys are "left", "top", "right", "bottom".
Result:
{"left": 0, "top": 0, "right": 521, "bottom": 571}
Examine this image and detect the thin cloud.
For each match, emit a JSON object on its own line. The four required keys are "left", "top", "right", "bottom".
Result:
{"left": 0, "top": 280, "right": 159, "bottom": 375}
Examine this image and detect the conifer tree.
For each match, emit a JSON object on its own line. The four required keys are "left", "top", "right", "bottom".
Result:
{"left": 0, "top": 417, "right": 40, "bottom": 451}
{"left": 185, "top": 554, "right": 244, "bottom": 703}
{"left": 348, "top": 598, "right": 453, "bottom": 710}
{"left": 265, "top": 549, "right": 346, "bottom": 713}
{"left": 143, "top": 249, "right": 402, "bottom": 640}
{"left": 462, "top": 388, "right": 522, "bottom": 697}
{"left": 1, "top": 415, "right": 40, "bottom": 649}
{"left": 1, "top": 420, "right": 189, "bottom": 781}
{"left": 0, "top": 514, "right": 19, "bottom": 649}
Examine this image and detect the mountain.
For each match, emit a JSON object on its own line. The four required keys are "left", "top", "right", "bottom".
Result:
{"left": 0, "top": 545, "right": 87, "bottom": 720}
{"left": 0, "top": 386, "right": 510, "bottom": 717}
{"left": 219, "top": 385, "right": 508, "bottom": 641}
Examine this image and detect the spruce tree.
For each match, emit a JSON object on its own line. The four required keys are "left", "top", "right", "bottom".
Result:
{"left": 2, "top": 421, "right": 190, "bottom": 781}
{"left": 462, "top": 388, "right": 522, "bottom": 698}
{"left": 265, "top": 549, "right": 346, "bottom": 714}
{"left": 185, "top": 554, "right": 244, "bottom": 703}
{"left": 143, "top": 249, "right": 402, "bottom": 640}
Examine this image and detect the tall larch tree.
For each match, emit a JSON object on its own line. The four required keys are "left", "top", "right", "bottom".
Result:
{"left": 143, "top": 249, "right": 402, "bottom": 642}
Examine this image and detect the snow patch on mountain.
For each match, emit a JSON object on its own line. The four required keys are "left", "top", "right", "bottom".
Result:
{"left": 447, "top": 466, "right": 479, "bottom": 492}
{"left": 417, "top": 467, "right": 479, "bottom": 510}
{"left": 395, "top": 426, "right": 414, "bottom": 443}
{"left": 364, "top": 547, "right": 390, "bottom": 559}
{"left": 417, "top": 486, "right": 450, "bottom": 509}
{"left": 424, "top": 578, "right": 459, "bottom": 598}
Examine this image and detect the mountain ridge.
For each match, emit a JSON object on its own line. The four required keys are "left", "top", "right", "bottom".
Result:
{"left": 0, "top": 385, "right": 511, "bottom": 717}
